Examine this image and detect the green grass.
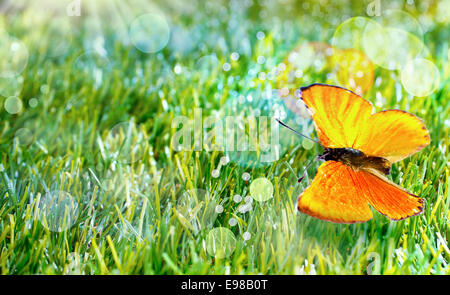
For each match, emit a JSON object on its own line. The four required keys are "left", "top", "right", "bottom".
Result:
{"left": 0, "top": 0, "right": 449, "bottom": 274}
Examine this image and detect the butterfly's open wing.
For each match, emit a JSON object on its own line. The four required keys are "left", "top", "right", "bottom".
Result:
{"left": 300, "top": 84, "right": 430, "bottom": 162}
{"left": 355, "top": 169, "right": 424, "bottom": 220}
{"left": 299, "top": 83, "right": 373, "bottom": 148}
{"left": 352, "top": 110, "right": 430, "bottom": 163}
{"left": 298, "top": 161, "right": 424, "bottom": 223}
{"left": 297, "top": 161, "right": 373, "bottom": 223}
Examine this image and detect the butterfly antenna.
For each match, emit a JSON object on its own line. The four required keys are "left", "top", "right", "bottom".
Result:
{"left": 275, "top": 118, "right": 321, "bottom": 145}
{"left": 296, "top": 150, "right": 330, "bottom": 182}
{"left": 297, "top": 159, "right": 316, "bottom": 183}
{"left": 275, "top": 118, "right": 324, "bottom": 182}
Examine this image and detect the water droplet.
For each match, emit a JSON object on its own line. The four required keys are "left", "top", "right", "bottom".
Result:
{"left": 233, "top": 194, "right": 242, "bottom": 203}
{"left": 15, "top": 128, "right": 34, "bottom": 146}
{"left": 243, "top": 232, "right": 251, "bottom": 240}
{"left": 215, "top": 205, "right": 224, "bottom": 214}
{"left": 256, "top": 31, "right": 265, "bottom": 40}
{"left": 206, "top": 227, "right": 236, "bottom": 259}
{"left": 242, "top": 172, "right": 250, "bottom": 181}
{"left": 249, "top": 177, "right": 273, "bottom": 202}
{"left": 211, "top": 169, "right": 220, "bottom": 178}
{"left": 4, "top": 96, "right": 22, "bottom": 114}
{"left": 177, "top": 189, "right": 218, "bottom": 234}
{"left": 223, "top": 63, "right": 231, "bottom": 71}
{"left": 105, "top": 121, "right": 147, "bottom": 164}
{"left": 257, "top": 55, "right": 265, "bottom": 64}
{"left": 38, "top": 191, "right": 79, "bottom": 232}
{"left": 174, "top": 64, "right": 182, "bottom": 74}
{"left": 220, "top": 156, "right": 230, "bottom": 165}
{"left": 28, "top": 98, "right": 38, "bottom": 108}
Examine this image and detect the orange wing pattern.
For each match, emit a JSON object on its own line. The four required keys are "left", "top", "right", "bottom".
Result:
{"left": 354, "top": 169, "right": 424, "bottom": 220}
{"left": 298, "top": 162, "right": 424, "bottom": 223}
{"left": 300, "top": 84, "right": 430, "bottom": 162}
{"left": 300, "top": 84, "right": 373, "bottom": 148}
{"left": 353, "top": 110, "right": 430, "bottom": 163}
{"left": 297, "top": 161, "right": 373, "bottom": 223}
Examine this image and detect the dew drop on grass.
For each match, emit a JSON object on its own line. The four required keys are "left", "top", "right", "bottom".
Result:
{"left": 242, "top": 172, "right": 250, "bottom": 181}
{"left": 105, "top": 121, "right": 147, "bottom": 165}
{"left": 4, "top": 96, "right": 22, "bottom": 114}
{"left": 256, "top": 31, "right": 265, "bottom": 40}
{"left": 257, "top": 55, "right": 265, "bottom": 64}
{"left": 28, "top": 98, "right": 38, "bottom": 108}
{"left": 211, "top": 169, "right": 220, "bottom": 178}
{"left": 38, "top": 191, "right": 79, "bottom": 232}
{"left": 173, "top": 64, "right": 182, "bottom": 74}
{"left": 206, "top": 227, "right": 236, "bottom": 259}
{"left": 223, "top": 63, "right": 231, "bottom": 71}
{"left": 243, "top": 232, "right": 251, "bottom": 240}
{"left": 220, "top": 156, "right": 230, "bottom": 165}
{"left": 249, "top": 177, "right": 273, "bottom": 202}
{"left": 233, "top": 194, "right": 242, "bottom": 203}
{"left": 302, "top": 138, "right": 314, "bottom": 150}
{"left": 215, "top": 205, "right": 224, "bottom": 214}
{"left": 231, "top": 52, "right": 239, "bottom": 61}
{"left": 15, "top": 128, "right": 34, "bottom": 146}
{"left": 40, "top": 84, "right": 49, "bottom": 94}
{"left": 239, "top": 203, "right": 251, "bottom": 213}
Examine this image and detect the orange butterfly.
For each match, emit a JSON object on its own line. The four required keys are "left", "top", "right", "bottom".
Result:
{"left": 294, "top": 83, "right": 430, "bottom": 223}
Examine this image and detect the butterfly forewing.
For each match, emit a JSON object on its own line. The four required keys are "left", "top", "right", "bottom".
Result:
{"left": 300, "top": 83, "right": 430, "bottom": 161}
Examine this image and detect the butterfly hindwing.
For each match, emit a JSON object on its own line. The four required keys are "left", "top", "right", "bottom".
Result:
{"left": 298, "top": 162, "right": 424, "bottom": 223}
{"left": 297, "top": 161, "right": 373, "bottom": 223}
{"left": 354, "top": 169, "right": 424, "bottom": 220}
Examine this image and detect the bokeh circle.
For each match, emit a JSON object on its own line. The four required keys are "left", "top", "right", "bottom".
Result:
{"left": 206, "top": 227, "right": 236, "bottom": 259}
{"left": 249, "top": 177, "right": 273, "bottom": 202}
{"left": 104, "top": 121, "right": 148, "bottom": 165}
{"left": 38, "top": 191, "right": 79, "bottom": 232}
{"left": 0, "top": 34, "right": 28, "bottom": 78}
{"left": 129, "top": 13, "right": 170, "bottom": 53}
{"left": 400, "top": 58, "right": 440, "bottom": 97}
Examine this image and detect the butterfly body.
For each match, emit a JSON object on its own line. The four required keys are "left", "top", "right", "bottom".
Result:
{"left": 320, "top": 147, "right": 391, "bottom": 175}
{"left": 296, "top": 83, "right": 430, "bottom": 223}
